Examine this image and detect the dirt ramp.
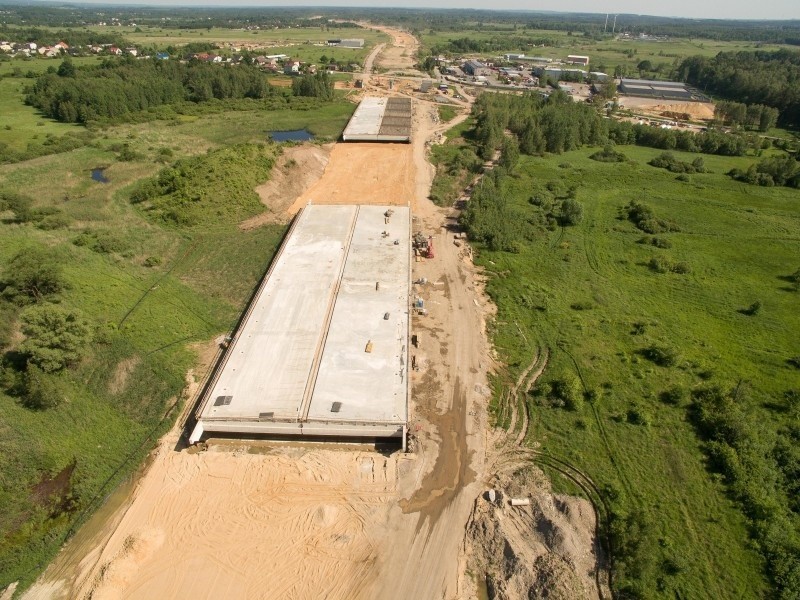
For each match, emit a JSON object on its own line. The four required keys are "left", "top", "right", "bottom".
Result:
{"left": 288, "top": 142, "right": 414, "bottom": 214}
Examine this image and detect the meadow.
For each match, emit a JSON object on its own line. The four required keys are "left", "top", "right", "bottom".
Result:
{"left": 451, "top": 143, "right": 799, "bottom": 596}
{"left": 0, "top": 70, "right": 356, "bottom": 589}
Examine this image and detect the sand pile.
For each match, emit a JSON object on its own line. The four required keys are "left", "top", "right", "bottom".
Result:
{"left": 644, "top": 102, "right": 715, "bottom": 121}
{"left": 463, "top": 465, "right": 607, "bottom": 600}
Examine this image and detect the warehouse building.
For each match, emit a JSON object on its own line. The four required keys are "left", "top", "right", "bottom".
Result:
{"left": 535, "top": 66, "right": 587, "bottom": 81}
{"left": 566, "top": 54, "right": 590, "bottom": 66}
{"left": 618, "top": 78, "right": 703, "bottom": 101}
{"left": 342, "top": 96, "right": 412, "bottom": 142}
{"left": 190, "top": 204, "right": 411, "bottom": 446}
{"left": 463, "top": 59, "right": 488, "bottom": 76}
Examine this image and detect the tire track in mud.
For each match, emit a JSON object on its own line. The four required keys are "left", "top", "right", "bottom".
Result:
{"left": 400, "top": 377, "right": 476, "bottom": 532}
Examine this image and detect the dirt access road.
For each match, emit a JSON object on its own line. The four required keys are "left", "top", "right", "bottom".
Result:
{"left": 22, "top": 27, "right": 494, "bottom": 600}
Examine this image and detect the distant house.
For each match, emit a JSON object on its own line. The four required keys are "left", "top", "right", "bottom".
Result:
{"left": 192, "top": 53, "right": 221, "bottom": 63}
{"left": 463, "top": 59, "right": 488, "bottom": 77}
{"left": 283, "top": 60, "right": 301, "bottom": 74}
{"left": 566, "top": 55, "right": 590, "bottom": 66}
{"left": 307, "top": 64, "right": 318, "bottom": 74}
{"left": 0, "top": 43, "right": 12, "bottom": 53}
{"left": 126, "top": 47, "right": 138, "bottom": 57}
{"left": 54, "top": 41, "right": 69, "bottom": 51}
{"left": 504, "top": 53, "right": 525, "bottom": 61}
{"left": 108, "top": 46, "right": 123, "bottom": 56}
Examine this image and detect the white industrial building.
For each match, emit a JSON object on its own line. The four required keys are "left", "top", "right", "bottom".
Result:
{"left": 190, "top": 204, "right": 411, "bottom": 446}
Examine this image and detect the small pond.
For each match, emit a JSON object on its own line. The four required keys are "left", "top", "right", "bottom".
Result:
{"left": 91, "top": 168, "right": 109, "bottom": 183}
{"left": 269, "top": 129, "right": 314, "bottom": 142}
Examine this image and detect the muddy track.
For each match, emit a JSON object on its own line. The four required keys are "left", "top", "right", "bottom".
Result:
{"left": 515, "top": 349, "right": 550, "bottom": 446}
{"left": 505, "top": 348, "right": 540, "bottom": 435}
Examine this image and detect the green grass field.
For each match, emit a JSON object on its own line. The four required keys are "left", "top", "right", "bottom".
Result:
{"left": 460, "top": 145, "right": 800, "bottom": 596}
{"left": 0, "top": 136, "right": 290, "bottom": 589}
{"left": 0, "top": 74, "right": 357, "bottom": 588}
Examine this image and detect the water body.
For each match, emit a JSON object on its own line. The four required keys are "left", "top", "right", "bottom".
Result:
{"left": 91, "top": 168, "right": 109, "bottom": 183}
{"left": 269, "top": 129, "right": 314, "bottom": 142}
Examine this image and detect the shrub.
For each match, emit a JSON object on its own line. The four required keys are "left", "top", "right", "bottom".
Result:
{"left": 627, "top": 404, "right": 652, "bottom": 426}
{"left": 649, "top": 257, "right": 690, "bottom": 274}
{"left": 19, "top": 304, "right": 92, "bottom": 373}
{"left": 786, "top": 268, "right": 800, "bottom": 292}
{"left": 590, "top": 144, "right": 627, "bottom": 162}
{"left": 740, "top": 300, "right": 762, "bottom": 316}
{"left": 73, "top": 230, "right": 129, "bottom": 255}
{"left": 625, "top": 200, "right": 680, "bottom": 234}
{"left": 560, "top": 198, "right": 584, "bottom": 226}
{"left": 0, "top": 191, "right": 34, "bottom": 221}
{"left": 0, "top": 247, "right": 65, "bottom": 304}
{"left": 641, "top": 344, "right": 679, "bottom": 367}
{"left": 570, "top": 301, "right": 594, "bottom": 310}
{"left": 551, "top": 372, "right": 584, "bottom": 411}
{"left": 143, "top": 256, "right": 162, "bottom": 268}
{"left": 36, "top": 211, "right": 72, "bottom": 230}
{"left": 22, "top": 364, "right": 63, "bottom": 409}
{"left": 660, "top": 385, "right": 685, "bottom": 405}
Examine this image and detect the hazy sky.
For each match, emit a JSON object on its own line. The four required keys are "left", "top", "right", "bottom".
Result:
{"left": 49, "top": 1, "right": 800, "bottom": 21}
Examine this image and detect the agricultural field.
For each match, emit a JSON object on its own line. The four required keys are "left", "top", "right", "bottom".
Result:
{"left": 458, "top": 145, "right": 799, "bottom": 596}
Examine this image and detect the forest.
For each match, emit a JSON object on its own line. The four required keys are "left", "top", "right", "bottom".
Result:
{"left": 469, "top": 90, "right": 756, "bottom": 163}
{"left": 676, "top": 49, "right": 800, "bottom": 126}
{"left": 24, "top": 58, "right": 276, "bottom": 124}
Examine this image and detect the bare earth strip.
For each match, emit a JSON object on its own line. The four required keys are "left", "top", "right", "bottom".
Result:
{"left": 287, "top": 142, "right": 415, "bottom": 214}
{"left": 22, "top": 29, "right": 494, "bottom": 600}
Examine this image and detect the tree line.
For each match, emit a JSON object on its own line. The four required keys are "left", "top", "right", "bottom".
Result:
{"left": 0, "top": 25, "right": 128, "bottom": 48}
{"left": 25, "top": 57, "right": 276, "bottom": 124}
{"left": 676, "top": 49, "right": 800, "bottom": 127}
{"left": 714, "top": 100, "right": 780, "bottom": 132}
{"left": 471, "top": 90, "right": 754, "bottom": 163}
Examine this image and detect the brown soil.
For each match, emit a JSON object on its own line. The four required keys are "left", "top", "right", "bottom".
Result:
{"left": 462, "top": 464, "right": 609, "bottom": 600}
{"left": 621, "top": 97, "right": 716, "bottom": 121}
{"left": 373, "top": 28, "right": 421, "bottom": 76}
{"left": 239, "top": 143, "right": 332, "bottom": 230}
{"left": 286, "top": 142, "right": 415, "bottom": 214}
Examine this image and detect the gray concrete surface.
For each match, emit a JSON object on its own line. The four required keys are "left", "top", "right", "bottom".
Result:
{"left": 191, "top": 204, "right": 410, "bottom": 443}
